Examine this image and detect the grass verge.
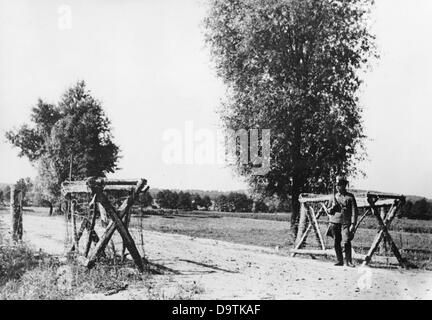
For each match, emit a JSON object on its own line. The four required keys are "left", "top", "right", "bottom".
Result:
{"left": 0, "top": 244, "right": 204, "bottom": 300}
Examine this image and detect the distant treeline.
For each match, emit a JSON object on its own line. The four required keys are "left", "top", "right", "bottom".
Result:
{"left": 154, "top": 190, "right": 212, "bottom": 211}
{"left": 148, "top": 188, "right": 243, "bottom": 201}
{"left": 1, "top": 180, "right": 432, "bottom": 220}
{"left": 154, "top": 189, "right": 291, "bottom": 213}
{"left": 399, "top": 199, "right": 432, "bottom": 220}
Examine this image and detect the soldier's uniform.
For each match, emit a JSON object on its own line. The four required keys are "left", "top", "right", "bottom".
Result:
{"left": 328, "top": 178, "right": 358, "bottom": 266}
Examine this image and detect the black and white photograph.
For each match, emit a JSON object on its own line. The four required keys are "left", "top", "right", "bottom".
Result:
{"left": 0, "top": 0, "right": 431, "bottom": 303}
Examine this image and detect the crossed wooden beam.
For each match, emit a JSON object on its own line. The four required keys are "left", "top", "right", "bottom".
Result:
{"left": 292, "top": 202, "right": 328, "bottom": 255}
{"left": 70, "top": 178, "right": 149, "bottom": 272}
{"left": 363, "top": 193, "right": 415, "bottom": 268}
{"left": 291, "top": 193, "right": 416, "bottom": 269}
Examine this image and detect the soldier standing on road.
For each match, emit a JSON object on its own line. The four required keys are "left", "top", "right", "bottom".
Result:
{"left": 328, "top": 176, "right": 358, "bottom": 267}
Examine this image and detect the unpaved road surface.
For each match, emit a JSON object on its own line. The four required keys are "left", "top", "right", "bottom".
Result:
{"left": 1, "top": 212, "right": 431, "bottom": 299}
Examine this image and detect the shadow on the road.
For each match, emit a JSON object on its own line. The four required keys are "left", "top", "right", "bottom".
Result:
{"left": 146, "top": 258, "right": 239, "bottom": 276}
{"left": 147, "top": 261, "right": 182, "bottom": 275}
{"left": 179, "top": 258, "right": 239, "bottom": 274}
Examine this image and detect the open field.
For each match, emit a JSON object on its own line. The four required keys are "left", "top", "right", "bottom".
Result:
{"left": 135, "top": 208, "right": 432, "bottom": 234}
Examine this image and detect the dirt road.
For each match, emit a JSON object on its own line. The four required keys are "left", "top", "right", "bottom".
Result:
{"left": 1, "top": 212, "right": 431, "bottom": 299}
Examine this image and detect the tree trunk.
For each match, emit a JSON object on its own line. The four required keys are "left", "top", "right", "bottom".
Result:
{"left": 290, "top": 181, "right": 301, "bottom": 241}
{"left": 290, "top": 122, "right": 303, "bottom": 241}
{"left": 55, "top": 203, "right": 63, "bottom": 215}
{"left": 48, "top": 202, "right": 53, "bottom": 216}
{"left": 11, "top": 186, "right": 23, "bottom": 242}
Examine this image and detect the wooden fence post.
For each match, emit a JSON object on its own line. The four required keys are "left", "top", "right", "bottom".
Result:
{"left": 294, "top": 203, "right": 308, "bottom": 247}
{"left": 380, "top": 206, "right": 388, "bottom": 254}
{"left": 10, "top": 185, "right": 23, "bottom": 242}
{"left": 71, "top": 200, "right": 79, "bottom": 253}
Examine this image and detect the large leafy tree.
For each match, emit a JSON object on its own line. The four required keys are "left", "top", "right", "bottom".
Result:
{"left": 6, "top": 81, "right": 120, "bottom": 211}
{"left": 14, "top": 177, "right": 33, "bottom": 206}
{"left": 138, "top": 191, "right": 153, "bottom": 208}
{"left": 201, "top": 195, "right": 212, "bottom": 210}
{"left": 205, "top": 0, "right": 377, "bottom": 237}
{"left": 177, "top": 191, "right": 193, "bottom": 211}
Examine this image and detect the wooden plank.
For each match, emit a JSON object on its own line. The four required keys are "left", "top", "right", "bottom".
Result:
{"left": 292, "top": 223, "right": 313, "bottom": 254}
{"left": 86, "top": 180, "right": 148, "bottom": 270}
{"left": 121, "top": 189, "right": 134, "bottom": 262}
{"left": 320, "top": 202, "right": 331, "bottom": 217}
{"left": 84, "top": 202, "right": 98, "bottom": 257}
{"left": 353, "top": 209, "right": 371, "bottom": 234}
{"left": 70, "top": 218, "right": 88, "bottom": 252}
{"left": 309, "top": 206, "right": 326, "bottom": 250}
{"left": 299, "top": 193, "right": 400, "bottom": 208}
{"left": 363, "top": 200, "right": 408, "bottom": 267}
{"left": 85, "top": 197, "right": 129, "bottom": 262}
{"left": 290, "top": 249, "right": 399, "bottom": 265}
{"left": 303, "top": 206, "right": 323, "bottom": 250}
{"left": 10, "top": 186, "right": 23, "bottom": 242}
{"left": 292, "top": 206, "right": 325, "bottom": 256}
{"left": 95, "top": 192, "right": 144, "bottom": 271}
{"left": 71, "top": 201, "right": 79, "bottom": 253}
{"left": 62, "top": 179, "right": 146, "bottom": 196}
{"left": 121, "top": 204, "right": 133, "bottom": 262}
{"left": 98, "top": 203, "right": 116, "bottom": 259}
{"left": 370, "top": 207, "right": 406, "bottom": 267}
{"left": 362, "top": 207, "right": 395, "bottom": 265}
{"left": 94, "top": 179, "right": 142, "bottom": 186}
{"left": 293, "top": 203, "right": 310, "bottom": 255}
{"left": 299, "top": 195, "right": 332, "bottom": 203}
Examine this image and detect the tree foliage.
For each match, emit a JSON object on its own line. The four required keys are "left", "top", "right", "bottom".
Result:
{"left": 400, "top": 199, "right": 432, "bottom": 220}
{"left": 2, "top": 186, "right": 11, "bottom": 204}
{"left": 177, "top": 191, "right": 193, "bottom": 210}
{"left": 204, "top": 0, "right": 377, "bottom": 235}
{"left": 198, "top": 195, "right": 212, "bottom": 210}
{"left": 138, "top": 191, "right": 153, "bottom": 207}
{"left": 192, "top": 194, "right": 203, "bottom": 210}
{"left": 215, "top": 192, "right": 254, "bottom": 212}
{"left": 14, "top": 178, "right": 33, "bottom": 206}
{"left": 156, "top": 190, "right": 180, "bottom": 209}
{"left": 6, "top": 81, "right": 120, "bottom": 206}
{"left": 201, "top": 195, "right": 212, "bottom": 210}
{"left": 154, "top": 189, "right": 292, "bottom": 213}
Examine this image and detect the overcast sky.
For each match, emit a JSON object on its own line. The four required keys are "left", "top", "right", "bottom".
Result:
{"left": 0, "top": 0, "right": 431, "bottom": 197}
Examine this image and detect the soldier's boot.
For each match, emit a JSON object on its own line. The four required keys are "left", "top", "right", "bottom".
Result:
{"left": 334, "top": 243, "right": 344, "bottom": 266}
{"left": 344, "top": 243, "right": 355, "bottom": 267}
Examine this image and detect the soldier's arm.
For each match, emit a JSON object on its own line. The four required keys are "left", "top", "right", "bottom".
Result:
{"left": 328, "top": 197, "right": 336, "bottom": 215}
{"left": 351, "top": 195, "right": 358, "bottom": 227}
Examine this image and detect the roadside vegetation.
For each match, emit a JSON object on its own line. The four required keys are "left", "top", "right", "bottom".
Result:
{"left": 0, "top": 242, "right": 203, "bottom": 300}
{"left": 0, "top": 244, "right": 142, "bottom": 299}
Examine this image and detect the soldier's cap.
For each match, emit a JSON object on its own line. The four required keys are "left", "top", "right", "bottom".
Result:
{"left": 335, "top": 175, "right": 348, "bottom": 185}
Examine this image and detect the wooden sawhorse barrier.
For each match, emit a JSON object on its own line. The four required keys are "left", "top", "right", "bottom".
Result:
{"left": 291, "top": 192, "right": 416, "bottom": 269}
{"left": 62, "top": 178, "right": 149, "bottom": 272}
